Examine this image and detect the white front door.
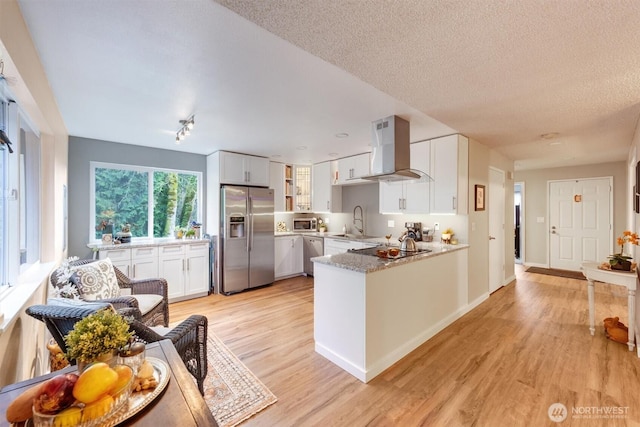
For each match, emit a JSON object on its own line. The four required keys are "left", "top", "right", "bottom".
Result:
{"left": 489, "top": 168, "right": 505, "bottom": 293}
{"left": 549, "top": 178, "right": 612, "bottom": 271}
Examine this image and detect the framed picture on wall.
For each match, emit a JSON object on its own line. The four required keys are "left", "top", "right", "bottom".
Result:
{"left": 475, "top": 184, "right": 485, "bottom": 211}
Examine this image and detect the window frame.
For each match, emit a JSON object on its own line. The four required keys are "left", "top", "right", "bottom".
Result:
{"left": 89, "top": 161, "right": 203, "bottom": 242}
{"left": 0, "top": 96, "right": 42, "bottom": 292}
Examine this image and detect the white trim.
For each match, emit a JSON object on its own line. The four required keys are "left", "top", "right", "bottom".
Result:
{"left": 0, "top": 261, "right": 54, "bottom": 336}
{"left": 515, "top": 181, "right": 525, "bottom": 264}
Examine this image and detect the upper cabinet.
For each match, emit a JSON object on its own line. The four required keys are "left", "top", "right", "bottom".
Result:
{"left": 294, "top": 165, "right": 312, "bottom": 211}
{"left": 312, "top": 161, "right": 342, "bottom": 213}
{"left": 217, "top": 151, "right": 270, "bottom": 187}
{"left": 430, "top": 134, "right": 469, "bottom": 214}
{"left": 379, "top": 141, "right": 430, "bottom": 214}
{"left": 334, "top": 153, "right": 371, "bottom": 185}
{"left": 270, "top": 162, "right": 287, "bottom": 212}
{"left": 270, "top": 162, "right": 311, "bottom": 212}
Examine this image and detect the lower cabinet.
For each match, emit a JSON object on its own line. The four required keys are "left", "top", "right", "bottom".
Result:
{"left": 159, "top": 242, "right": 210, "bottom": 303}
{"left": 99, "top": 246, "right": 158, "bottom": 280}
{"left": 159, "top": 245, "right": 185, "bottom": 302}
{"left": 275, "top": 235, "right": 303, "bottom": 279}
{"left": 98, "top": 241, "right": 210, "bottom": 302}
{"left": 184, "top": 242, "right": 210, "bottom": 296}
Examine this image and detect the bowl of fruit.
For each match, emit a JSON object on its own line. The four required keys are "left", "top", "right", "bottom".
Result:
{"left": 8, "top": 362, "right": 134, "bottom": 427}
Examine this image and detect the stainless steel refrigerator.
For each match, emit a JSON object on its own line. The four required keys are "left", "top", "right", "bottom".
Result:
{"left": 219, "top": 185, "right": 275, "bottom": 294}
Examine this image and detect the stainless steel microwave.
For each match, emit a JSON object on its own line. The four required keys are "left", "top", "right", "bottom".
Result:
{"left": 293, "top": 217, "right": 317, "bottom": 232}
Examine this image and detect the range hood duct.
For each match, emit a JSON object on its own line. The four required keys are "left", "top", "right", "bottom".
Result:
{"left": 360, "top": 115, "right": 432, "bottom": 183}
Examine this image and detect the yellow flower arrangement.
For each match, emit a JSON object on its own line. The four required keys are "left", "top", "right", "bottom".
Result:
{"left": 608, "top": 230, "right": 639, "bottom": 268}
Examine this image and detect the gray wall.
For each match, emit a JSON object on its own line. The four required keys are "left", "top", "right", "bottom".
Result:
{"left": 514, "top": 161, "right": 626, "bottom": 267}
{"left": 68, "top": 137, "right": 207, "bottom": 258}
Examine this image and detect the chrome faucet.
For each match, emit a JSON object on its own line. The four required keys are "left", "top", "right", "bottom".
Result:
{"left": 353, "top": 205, "right": 364, "bottom": 235}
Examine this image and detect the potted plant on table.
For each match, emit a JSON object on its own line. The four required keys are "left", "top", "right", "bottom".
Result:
{"left": 608, "top": 230, "right": 639, "bottom": 271}
{"left": 65, "top": 308, "right": 133, "bottom": 371}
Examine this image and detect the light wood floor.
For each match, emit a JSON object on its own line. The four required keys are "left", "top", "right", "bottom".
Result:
{"left": 170, "top": 266, "right": 640, "bottom": 426}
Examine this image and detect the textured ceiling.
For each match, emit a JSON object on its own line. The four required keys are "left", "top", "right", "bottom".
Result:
{"left": 216, "top": 0, "right": 640, "bottom": 170}
{"left": 13, "top": 0, "right": 640, "bottom": 170}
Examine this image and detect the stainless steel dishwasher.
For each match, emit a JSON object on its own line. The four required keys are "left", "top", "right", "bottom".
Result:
{"left": 303, "top": 235, "right": 324, "bottom": 276}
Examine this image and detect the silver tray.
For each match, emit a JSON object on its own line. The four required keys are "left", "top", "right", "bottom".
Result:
{"left": 105, "top": 357, "right": 170, "bottom": 425}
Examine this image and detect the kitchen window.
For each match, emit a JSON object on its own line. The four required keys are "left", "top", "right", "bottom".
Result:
{"left": 90, "top": 162, "right": 202, "bottom": 241}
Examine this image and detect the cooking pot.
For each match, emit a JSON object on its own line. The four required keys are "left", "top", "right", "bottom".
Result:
{"left": 399, "top": 235, "right": 417, "bottom": 252}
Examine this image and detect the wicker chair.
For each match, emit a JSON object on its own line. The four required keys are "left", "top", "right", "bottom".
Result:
{"left": 127, "top": 312, "right": 208, "bottom": 395}
{"left": 26, "top": 304, "right": 208, "bottom": 395}
{"left": 51, "top": 259, "right": 169, "bottom": 327}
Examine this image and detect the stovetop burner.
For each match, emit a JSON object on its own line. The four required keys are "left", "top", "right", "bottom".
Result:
{"left": 348, "top": 245, "right": 431, "bottom": 259}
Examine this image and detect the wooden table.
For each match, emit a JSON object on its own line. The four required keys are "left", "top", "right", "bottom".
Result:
{"left": 582, "top": 262, "right": 637, "bottom": 353}
{"left": 0, "top": 339, "right": 218, "bottom": 427}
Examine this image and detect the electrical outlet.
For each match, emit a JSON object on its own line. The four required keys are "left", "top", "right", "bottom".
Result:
{"left": 387, "top": 220, "right": 395, "bottom": 227}
{"left": 324, "top": 217, "right": 330, "bottom": 224}
{"left": 434, "top": 222, "right": 440, "bottom": 231}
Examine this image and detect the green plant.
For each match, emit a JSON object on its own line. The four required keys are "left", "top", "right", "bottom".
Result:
{"left": 65, "top": 309, "right": 133, "bottom": 363}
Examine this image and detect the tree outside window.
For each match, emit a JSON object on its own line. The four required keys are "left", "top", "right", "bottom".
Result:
{"left": 92, "top": 163, "right": 201, "bottom": 241}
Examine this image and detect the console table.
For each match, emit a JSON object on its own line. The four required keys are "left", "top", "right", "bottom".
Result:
{"left": 581, "top": 262, "right": 637, "bottom": 353}
{"left": 0, "top": 339, "right": 218, "bottom": 426}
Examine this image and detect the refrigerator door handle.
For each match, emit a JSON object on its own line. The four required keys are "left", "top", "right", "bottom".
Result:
{"left": 248, "top": 197, "right": 253, "bottom": 252}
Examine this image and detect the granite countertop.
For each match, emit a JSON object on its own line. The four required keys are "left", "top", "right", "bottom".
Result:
{"left": 312, "top": 243, "right": 469, "bottom": 274}
{"left": 88, "top": 237, "right": 211, "bottom": 250}
{"left": 275, "top": 231, "right": 383, "bottom": 242}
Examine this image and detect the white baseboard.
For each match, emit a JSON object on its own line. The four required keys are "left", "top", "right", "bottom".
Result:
{"left": 316, "top": 294, "right": 491, "bottom": 383}
{"left": 503, "top": 274, "right": 516, "bottom": 286}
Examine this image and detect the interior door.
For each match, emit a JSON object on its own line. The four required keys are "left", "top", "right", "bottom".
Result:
{"left": 489, "top": 168, "right": 505, "bottom": 293}
{"left": 549, "top": 178, "right": 611, "bottom": 270}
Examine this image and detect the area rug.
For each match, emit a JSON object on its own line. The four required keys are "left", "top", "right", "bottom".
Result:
{"left": 202, "top": 334, "right": 277, "bottom": 427}
{"left": 526, "top": 266, "right": 586, "bottom": 280}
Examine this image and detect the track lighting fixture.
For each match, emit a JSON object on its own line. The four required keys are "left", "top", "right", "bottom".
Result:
{"left": 175, "top": 115, "right": 195, "bottom": 144}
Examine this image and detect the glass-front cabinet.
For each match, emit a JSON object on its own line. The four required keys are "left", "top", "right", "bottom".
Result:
{"left": 294, "top": 165, "right": 311, "bottom": 211}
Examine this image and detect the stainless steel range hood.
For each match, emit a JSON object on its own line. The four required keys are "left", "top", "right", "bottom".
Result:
{"left": 360, "top": 115, "right": 432, "bottom": 183}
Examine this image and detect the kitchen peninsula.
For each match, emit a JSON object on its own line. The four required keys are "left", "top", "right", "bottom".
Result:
{"left": 312, "top": 243, "right": 469, "bottom": 382}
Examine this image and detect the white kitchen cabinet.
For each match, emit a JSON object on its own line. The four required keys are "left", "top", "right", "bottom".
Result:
{"left": 130, "top": 246, "right": 159, "bottom": 279}
{"left": 217, "top": 151, "right": 270, "bottom": 187}
{"left": 99, "top": 247, "right": 132, "bottom": 276}
{"left": 184, "top": 242, "right": 210, "bottom": 296}
{"left": 275, "top": 235, "right": 303, "bottom": 279}
{"left": 158, "top": 242, "right": 210, "bottom": 302}
{"left": 430, "top": 134, "right": 469, "bottom": 214}
{"left": 335, "top": 153, "right": 371, "bottom": 185}
{"left": 158, "top": 244, "right": 186, "bottom": 301}
{"left": 294, "top": 165, "right": 312, "bottom": 211}
{"left": 379, "top": 141, "right": 430, "bottom": 214}
{"left": 99, "top": 246, "right": 158, "bottom": 280}
{"left": 312, "top": 161, "right": 342, "bottom": 213}
{"left": 270, "top": 162, "right": 287, "bottom": 212}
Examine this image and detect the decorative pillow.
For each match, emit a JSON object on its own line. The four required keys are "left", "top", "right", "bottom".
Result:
{"left": 69, "top": 258, "right": 120, "bottom": 301}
